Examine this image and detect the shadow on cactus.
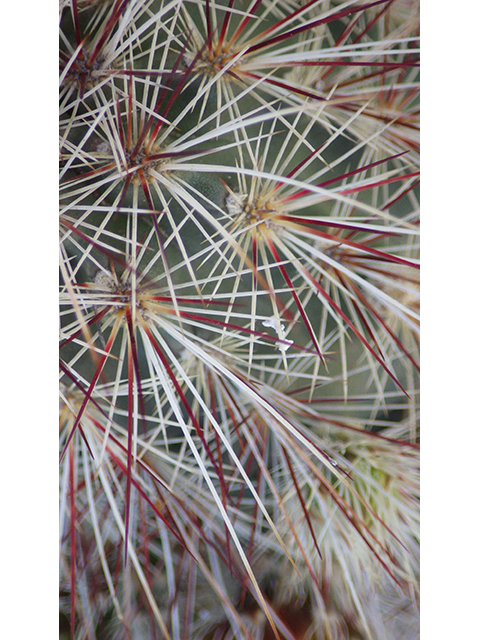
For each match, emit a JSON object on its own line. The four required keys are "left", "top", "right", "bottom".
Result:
{"left": 59, "top": 1, "right": 419, "bottom": 639}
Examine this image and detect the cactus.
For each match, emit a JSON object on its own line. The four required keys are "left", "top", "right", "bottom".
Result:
{"left": 59, "top": 1, "right": 419, "bottom": 638}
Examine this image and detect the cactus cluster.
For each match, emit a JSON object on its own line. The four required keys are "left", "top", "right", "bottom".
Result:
{"left": 59, "top": 1, "right": 419, "bottom": 638}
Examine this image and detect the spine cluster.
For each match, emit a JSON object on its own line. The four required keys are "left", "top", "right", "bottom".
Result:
{"left": 60, "top": 1, "right": 419, "bottom": 639}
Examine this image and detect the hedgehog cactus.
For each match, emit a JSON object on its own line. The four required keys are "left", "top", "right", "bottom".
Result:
{"left": 59, "top": 1, "right": 420, "bottom": 638}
